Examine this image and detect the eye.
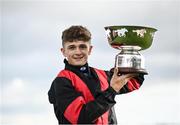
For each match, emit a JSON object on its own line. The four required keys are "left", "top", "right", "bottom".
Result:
{"left": 79, "top": 44, "right": 87, "bottom": 49}
{"left": 68, "top": 45, "right": 76, "bottom": 50}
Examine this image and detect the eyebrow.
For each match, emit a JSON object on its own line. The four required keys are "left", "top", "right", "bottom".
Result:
{"left": 79, "top": 44, "right": 88, "bottom": 47}
{"left": 67, "top": 45, "right": 76, "bottom": 47}
{"left": 67, "top": 44, "right": 88, "bottom": 47}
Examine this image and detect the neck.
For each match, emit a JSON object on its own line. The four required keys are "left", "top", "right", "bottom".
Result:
{"left": 64, "top": 59, "right": 91, "bottom": 76}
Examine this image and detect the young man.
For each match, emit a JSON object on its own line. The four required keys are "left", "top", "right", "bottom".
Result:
{"left": 48, "top": 25, "right": 144, "bottom": 124}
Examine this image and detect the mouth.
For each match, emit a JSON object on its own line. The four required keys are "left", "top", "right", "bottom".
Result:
{"left": 73, "top": 56, "right": 84, "bottom": 60}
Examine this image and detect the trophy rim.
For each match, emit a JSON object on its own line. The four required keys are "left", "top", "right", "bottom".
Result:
{"left": 104, "top": 25, "right": 157, "bottom": 31}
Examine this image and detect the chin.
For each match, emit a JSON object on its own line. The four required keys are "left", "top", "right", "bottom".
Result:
{"left": 70, "top": 58, "right": 87, "bottom": 66}
{"left": 75, "top": 63, "right": 86, "bottom": 66}
{"left": 74, "top": 61, "right": 86, "bottom": 66}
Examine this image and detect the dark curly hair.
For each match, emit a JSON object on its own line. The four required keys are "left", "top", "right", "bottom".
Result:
{"left": 62, "top": 25, "right": 91, "bottom": 46}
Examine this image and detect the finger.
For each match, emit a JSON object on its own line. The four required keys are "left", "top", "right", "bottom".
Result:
{"left": 114, "top": 67, "right": 118, "bottom": 74}
{"left": 113, "top": 67, "right": 119, "bottom": 76}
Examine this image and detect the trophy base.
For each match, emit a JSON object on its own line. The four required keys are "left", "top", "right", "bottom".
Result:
{"left": 111, "top": 67, "right": 148, "bottom": 75}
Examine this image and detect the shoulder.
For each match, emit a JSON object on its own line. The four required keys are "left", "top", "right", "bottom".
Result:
{"left": 90, "top": 67, "right": 107, "bottom": 73}
{"left": 90, "top": 67, "right": 112, "bottom": 79}
{"left": 57, "top": 69, "right": 72, "bottom": 78}
{"left": 52, "top": 69, "right": 76, "bottom": 88}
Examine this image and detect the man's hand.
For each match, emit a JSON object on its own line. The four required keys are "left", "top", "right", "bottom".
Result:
{"left": 110, "top": 68, "right": 138, "bottom": 93}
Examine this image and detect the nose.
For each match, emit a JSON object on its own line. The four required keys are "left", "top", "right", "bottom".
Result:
{"left": 74, "top": 47, "right": 82, "bottom": 55}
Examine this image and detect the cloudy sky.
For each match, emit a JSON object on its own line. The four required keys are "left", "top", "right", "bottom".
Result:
{"left": 1, "top": 0, "right": 180, "bottom": 125}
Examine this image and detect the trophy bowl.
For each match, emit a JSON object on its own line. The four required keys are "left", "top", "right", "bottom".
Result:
{"left": 105, "top": 25, "right": 157, "bottom": 74}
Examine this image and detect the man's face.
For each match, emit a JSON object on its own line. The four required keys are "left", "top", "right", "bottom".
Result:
{"left": 61, "top": 41, "right": 93, "bottom": 66}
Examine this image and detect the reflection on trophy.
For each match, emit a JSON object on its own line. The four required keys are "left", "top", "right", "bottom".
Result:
{"left": 104, "top": 26, "right": 157, "bottom": 74}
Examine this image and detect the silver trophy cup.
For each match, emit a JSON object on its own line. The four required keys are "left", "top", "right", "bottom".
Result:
{"left": 105, "top": 25, "right": 157, "bottom": 74}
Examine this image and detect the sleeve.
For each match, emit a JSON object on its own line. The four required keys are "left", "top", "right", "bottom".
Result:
{"left": 119, "top": 73, "right": 144, "bottom": 94}
{"left": 105, "top": 70, "right": 145, "bottom": 94}
{"left": 52, "top": 77, "right": 116, "bottom": 124}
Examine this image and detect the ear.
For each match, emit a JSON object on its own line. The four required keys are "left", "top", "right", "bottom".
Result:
{"left": 88, "top": 45, "right": 93, "bottom": 55}
{"left": 61, "top": 48, "right": 66, "bottom": 57}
